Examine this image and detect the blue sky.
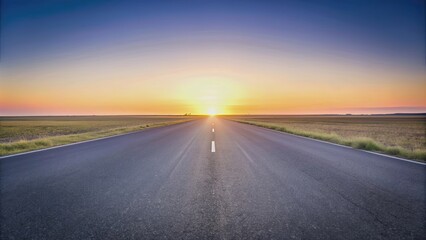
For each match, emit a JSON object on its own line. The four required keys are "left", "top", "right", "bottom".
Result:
{"left": 2, "top": 0, "right": 424, "bottom": 68}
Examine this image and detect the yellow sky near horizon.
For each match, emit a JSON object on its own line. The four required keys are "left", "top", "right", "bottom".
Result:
{"left": 1, "top": 43, "right": 425, "bottom": 115}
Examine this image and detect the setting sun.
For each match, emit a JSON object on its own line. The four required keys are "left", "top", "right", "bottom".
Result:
{"left": 207, "top": 108, "right": 217, "bottom": 116}
{"left": 176, "top": 77, "right": 245, "bottom": 115}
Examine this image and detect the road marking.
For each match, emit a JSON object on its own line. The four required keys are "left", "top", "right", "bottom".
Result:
{"left": 212, "top": 128, "right": 215, "bottom": 132}
{"left": 211, "top": 141, "right": 216, "bottom": 152}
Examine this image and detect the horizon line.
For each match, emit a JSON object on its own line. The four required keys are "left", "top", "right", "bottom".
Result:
{"left": 1, "top": 112, "right": 426, "bottom": 117}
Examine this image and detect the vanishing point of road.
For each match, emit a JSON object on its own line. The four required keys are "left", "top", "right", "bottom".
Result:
{"left": 1, "top": 118, "right": 425, "bottom": 239}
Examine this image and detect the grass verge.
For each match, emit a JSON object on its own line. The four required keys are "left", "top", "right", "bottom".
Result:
{"left": 236, "top": 120, "right": 426, "bottom": 162}
{"left": 0, "top": 120, "right": 188, "bottom": 156}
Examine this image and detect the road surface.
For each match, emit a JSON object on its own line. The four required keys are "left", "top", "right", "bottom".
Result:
{"left": 1, "top": 117, "right": 425, "bottom": 239}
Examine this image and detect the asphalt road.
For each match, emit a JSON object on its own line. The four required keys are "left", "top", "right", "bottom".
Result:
{"left": 1, "top": 118, "right": 425, "bottom": 239}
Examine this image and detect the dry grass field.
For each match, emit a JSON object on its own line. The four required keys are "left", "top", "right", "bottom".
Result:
{"left": 0, "top": 115, "right": 196, "bottom": 156}
{"left": 229, "top": 115, "right": 426, "bottom": 161}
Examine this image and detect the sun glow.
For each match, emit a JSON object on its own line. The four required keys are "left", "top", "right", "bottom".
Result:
{"left": 177, "top": 76, "right": 245, "bottom": 115}
{"left": 207, "top": 108, "right": 217, "bottom": 116}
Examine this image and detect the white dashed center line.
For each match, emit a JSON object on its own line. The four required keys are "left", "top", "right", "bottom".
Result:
{"left": 212, "top": 128, "right": 215, "bottom": 133}
{"left": 211, "top": 141, "right": 216, "bottom": 152}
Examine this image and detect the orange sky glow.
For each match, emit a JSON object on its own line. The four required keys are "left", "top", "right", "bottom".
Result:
{"left": 1, "top": 50, "right": 425, "bottom": 115}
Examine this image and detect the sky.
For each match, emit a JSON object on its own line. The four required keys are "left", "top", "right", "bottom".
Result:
{"left": 0, "top": 0, "right": 425, "bottom": 115}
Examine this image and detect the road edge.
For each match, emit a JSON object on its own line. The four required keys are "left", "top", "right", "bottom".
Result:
{"left": 230, "top": 119, "right": 426, "bottom": 165}
{"left": 0, "top": 120, "right": 194, "bottom": 159}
